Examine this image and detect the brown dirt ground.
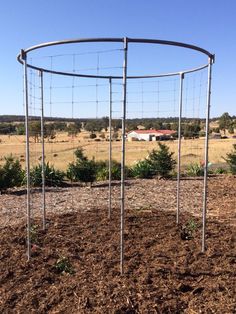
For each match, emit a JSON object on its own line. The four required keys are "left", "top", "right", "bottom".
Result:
{"left": 0, "top": 176, "right": 235, "bottom": 313}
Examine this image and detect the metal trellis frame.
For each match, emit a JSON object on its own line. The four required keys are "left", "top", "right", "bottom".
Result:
{"left": 18, "top": 37, "right": 215, "bottom": 274}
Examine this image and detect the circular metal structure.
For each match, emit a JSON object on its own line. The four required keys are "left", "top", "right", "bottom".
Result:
{"left": 17, "top": 37, "right": 214, "bottom": 79}
{"left": 18, "top": 37, "right": 215, "bottom": 275}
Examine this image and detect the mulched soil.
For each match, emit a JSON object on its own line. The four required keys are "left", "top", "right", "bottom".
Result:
{"left": 0, "top": 176, "right": 235, "bottom": 313}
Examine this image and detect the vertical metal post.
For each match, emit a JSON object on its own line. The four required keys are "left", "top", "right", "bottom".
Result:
{"left": 120, "top": 37, "right": 128, "bottom": 275}
{"left": 40, "top": 70, "right": 46, "bottom": 230}
{"left": 108, "top": 78, "right": 112, "bottom": 219}
{"left": 176, "top": 73, "right": 184, "bottom": 224}
{"left": 22, "top": 50, "right": 31, "bottom": 260}
{"left": 202, "top": 57, "right": 213, "bottom": 253}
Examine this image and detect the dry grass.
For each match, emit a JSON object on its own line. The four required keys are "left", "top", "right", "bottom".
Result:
{"left": 0, "top": 132, "right": 235, "bottom": 170}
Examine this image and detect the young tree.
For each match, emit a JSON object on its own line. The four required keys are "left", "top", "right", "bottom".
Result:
{"left": 147, "top": 142, "right": 176, "bottom": 178}
{"left": 224, "top": 144, "right": 236, "bottom": 174}
{"left": 67, "top": 148, "right": 96, "bottom": 186}
{"left": 30, "top": 162, "right": 64, "bottom": 187}
{"left": 0, "top": 155, "right": 24, "bottom": 190}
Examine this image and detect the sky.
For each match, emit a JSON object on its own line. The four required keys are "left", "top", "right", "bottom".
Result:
{"left": 0, "top": 0, "right": 236, "bottom": 118}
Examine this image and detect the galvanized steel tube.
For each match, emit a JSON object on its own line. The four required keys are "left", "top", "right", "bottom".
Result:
{"left": 22, "top": 50, "right": 31, "bottom": 260}
{"left": 176, "top": 73, "right": 184, "bottom": 224}
{"left": 108, "top": 78, "right": 112, "bottom": 219}
{"left": 202, "top": 59, "right": 213, "bottom": 253}
{"left": 120, "top": 38, "right": 128, "bottom": 275}
{"left": 40, "top": 70, "right": 46, "bottom": 231}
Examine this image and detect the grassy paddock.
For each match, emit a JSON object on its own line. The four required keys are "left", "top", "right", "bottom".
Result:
{"left": 0, "top": 132, "right": 235, "bottom": 170}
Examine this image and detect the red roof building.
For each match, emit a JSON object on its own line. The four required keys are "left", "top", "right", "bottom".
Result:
{"left": 127, "top": 129, "right": 176, "bottom": 141}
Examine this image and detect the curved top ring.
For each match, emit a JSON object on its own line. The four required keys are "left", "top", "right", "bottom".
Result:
{"left": 17, "top": 37, "right": 215, "bottom": 80}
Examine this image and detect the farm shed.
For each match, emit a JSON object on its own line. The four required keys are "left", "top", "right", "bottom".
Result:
{"left": 127, "top": 129, "right": 176, "bottom": 141}
{"left": 210, "top": 133, "right": 222, "bottom": 139}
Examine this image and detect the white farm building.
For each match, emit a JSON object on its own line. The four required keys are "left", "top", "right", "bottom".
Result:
{"left": 127, "top": 129, "right": 176, "bottom": 141}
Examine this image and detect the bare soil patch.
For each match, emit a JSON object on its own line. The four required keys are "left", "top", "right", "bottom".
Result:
{"left": 0, "top": 176, "right": 235, "bottom": 313}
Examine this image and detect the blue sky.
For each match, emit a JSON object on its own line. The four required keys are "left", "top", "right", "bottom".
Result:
{"left": 0, "top": 0, "right": 235, "bottom": 118}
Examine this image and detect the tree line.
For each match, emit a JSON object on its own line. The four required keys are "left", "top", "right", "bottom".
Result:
{"left": 0, "top": 112, "right": 235, "bottom": 140}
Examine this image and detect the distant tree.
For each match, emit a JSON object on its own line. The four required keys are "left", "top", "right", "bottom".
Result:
{"left": 0, "top": 123, "right": 16, "bottom": 135}
{"left": 29, "top": 121, "right": 58, "bottom": 142}
{"left": 143, "top": 121, "right": 153, "bottom": 130}
{"left": 183, "top": 122, "right": 201, "bottom": 138}
{"left": 164, "top": 123, "right": 171, "bottom": 130}
{"left": 171, "top": 122, "right": 179, "bottom": 131}
{"left": 45, "top": 124, "right": 56, "bottom": 141}
{"left": 112, "top": 131, "right": 119, "bottom": 140}
{"left": 228, "top": 124, "right": 235, "bottom": 134}
{"left": 84, "top": 120, "right": 103, "bottom": 133}
{"left": 67, "top": 122, "right": 81, "bottom": 138}
{"left": 29, "top": 121, "right": 41, "bottom": 143}
{"left": 16, "top": 123, "right": 25, "bottom": 135}
{"left": 112, "top": 119, "right": 122, "bottom": 132}
{"left": 153, "top": 121, "right": 163, "bottom": 130}
{"left": 219, "top": 112, "right": 232, "bottom": 134}
{"left": 101, "top": 116, "right": 109, "bottom": 131}
{"left": 53, "top": 122, "right": 67, "bottom": 131}
{"left": 212, "top": 127, "right": 220, "bottom": 133}
{"left": 126, "top": 121, "right": 138, "bottom": 132}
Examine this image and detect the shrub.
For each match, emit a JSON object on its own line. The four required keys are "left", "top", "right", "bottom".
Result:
{"left": 96, "top": 166, "right": 109, "bottom": 181}
{"left": 224, "top": 144, "right": 236, "bottom": 174}
{"left": 53, "top": 256, "right": 74, "bottom": 275}
{"left": 214, "top": 167, "right": 228, "bottom": 175}
{"left": 67, "top": 148, "right": 97, "bottom": 185}
{"left": 180, "top": 218, "right": 198, "bottom": 240}
{"left": 131, "top": 143, "right": 176, "bottom": 179}
{"left": 110, "top": 161, "right": 122, "bottom": 180}
{"left": 0, "top": 167, "right": 6, "bottom": 190}
{"left": 186, "top": 162, "right": 204, "bottom": 177}
{"left": 95, "top": 159, "right": 132, "bottom": 181}
{"left": 30, "top": 224, "right": 39, "bottom": 244}
{"left": 147, "top": 143, "right": 176, "bottom": 178}
{"left": 89, "top": 133, "right": 97, "bottom": 139}
{"left": 0, "top": 155, "right": 24, "bottom": 190}
{"left": 30, "top": 162, "right": 65, "bottom": 187}
{"left": 74, "top": 148, "right": 87, "bottom": 161}
{"left": 131, "top": 159, "right": 153, "bottom": 179}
